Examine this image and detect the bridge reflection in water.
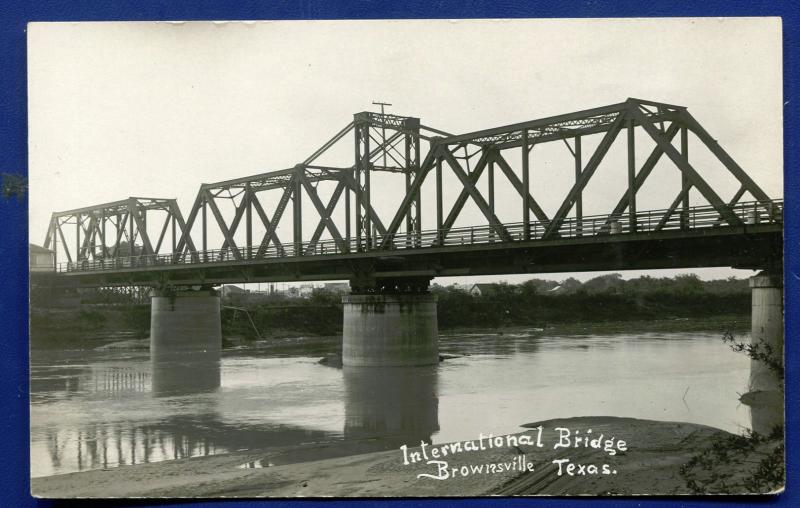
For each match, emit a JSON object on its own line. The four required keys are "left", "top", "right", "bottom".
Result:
{"left": 33, "top": 355, "right": 445, "bottom": 477}
{"left": 151, "top": 357, "right": 221, "bottom": 397}
{"left": 343, "top": 365, "right": 439, "bottom": 449}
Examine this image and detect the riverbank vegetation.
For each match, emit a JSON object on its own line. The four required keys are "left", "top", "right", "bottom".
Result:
{"left": 679, "top": 329, "right": 784, "bottom": 494}
{"left": 30, "top": 273, "right": 751, "bottom": 346}
{"left": 223, "top": 273, "right": 750, "bottom": 339}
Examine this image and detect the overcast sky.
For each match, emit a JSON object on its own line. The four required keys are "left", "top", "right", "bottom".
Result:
{"left": 27, "top": 18, "right": 782, "bottom": 285}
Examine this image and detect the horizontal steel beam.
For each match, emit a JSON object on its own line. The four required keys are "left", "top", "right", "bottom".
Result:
{"left": 51, "top": 197, "right": 175, "bottom": 217}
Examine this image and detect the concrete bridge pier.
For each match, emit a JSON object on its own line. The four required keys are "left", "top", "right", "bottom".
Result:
{"left": 342, "top": 277, "right": 438, "bottom": 367}
{"left": 150, "top": 287, "right": 222, "bottom": 394}
{"left": 743, "top": 270, "right": 784, "bottom": 434}
{"left": 748, "top": 271, "right": 783, "bottom": 393}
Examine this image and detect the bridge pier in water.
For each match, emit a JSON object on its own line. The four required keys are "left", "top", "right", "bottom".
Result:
{"left": 150, "top": 288, "right": 222, "bottom": 394}
{"left": 342, "top": 278, "right": 438, "bottom": 367}
{"left": 745, "top": 270, "right": 784, "bottom": 434}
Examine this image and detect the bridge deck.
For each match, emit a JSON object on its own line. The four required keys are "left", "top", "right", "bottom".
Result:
{"left": 45, "top": 199, "right": 782, "bottom": 287}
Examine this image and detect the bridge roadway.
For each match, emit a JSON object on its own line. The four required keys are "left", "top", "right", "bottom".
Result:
{"left": 46, "top": 199, "right": 783, "bottom": 288}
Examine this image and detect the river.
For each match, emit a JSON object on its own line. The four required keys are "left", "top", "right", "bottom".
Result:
{"left": 29, "top": 326, "right": 755, "bottom": 478}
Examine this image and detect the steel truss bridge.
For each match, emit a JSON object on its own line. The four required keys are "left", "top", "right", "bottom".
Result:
{"left": 41, "top": 98, "right": 783, "bottom": 290}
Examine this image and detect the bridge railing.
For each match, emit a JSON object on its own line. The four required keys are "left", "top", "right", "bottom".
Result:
{"left": 56, "top": 199, "right": 783, "bottom": 273}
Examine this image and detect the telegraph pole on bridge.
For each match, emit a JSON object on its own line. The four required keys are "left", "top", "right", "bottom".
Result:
{"left": 372, "top": 100, "right": 392, "bottom": 170}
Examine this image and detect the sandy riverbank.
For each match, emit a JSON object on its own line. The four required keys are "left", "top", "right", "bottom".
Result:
{"left": 32, "top": 415, "right": 765, "bottom": 498}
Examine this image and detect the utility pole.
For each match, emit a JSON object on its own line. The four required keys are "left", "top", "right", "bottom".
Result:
{"left": 372, "top": 100, "right": 392, "bottom": 170}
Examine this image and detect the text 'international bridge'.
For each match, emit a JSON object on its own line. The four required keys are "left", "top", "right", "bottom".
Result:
{"left": 38, "top": 98, "right": 783, "bottom": 368}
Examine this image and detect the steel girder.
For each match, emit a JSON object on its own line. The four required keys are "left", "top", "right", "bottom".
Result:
{"left": 43, "top": 197, "right": 188, "bottom": 268}
{"left": 379, "top": 98, "right": 773, "bottom": 247}
{"left": 47, "top": 98, "right": 776, "bottom": 270}
{"left": 175, "top": 111, "right": 429, "bottom": 261}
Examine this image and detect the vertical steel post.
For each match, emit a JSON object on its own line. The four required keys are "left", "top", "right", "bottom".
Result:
{"left": 245, "top": 183, "right": 252, "bottom": 259}
{"left": 363, "top": 128, "right": 371, "bottom": 249}
{"left": 402, "top": 118, "right": 422, "bottom": 247}
{"left": 142, "top": 209, "right": 147, "bottom": 242}
{"left": 201, "top": 199, "right": 207, "bottom": 261}
{"left": 101, "top": 211, "right": 106, "bottom": 258}
{"left": 345, "top": 175, "right": 351, "bottom": 251}
{"left": 680, "top": 125, "right": 690, "bottom": 229}
{"left": 353, "top": 114, "right": 371, "bottom": 251}
{"left": 405, "top": 133, "right": 412, "bottom": 246}
{"left": 52, "top": 220, "right": 58, "bottom": 269}
{"left": 575, "top": 136, "right": 582, "bottom": 236}
{"left": 414, "top": 130, "right": 421, "bottom": 245}
{"left": 115, "top": 213, "right": 121, "bottom": 256}
{"left": 488, "top": 151, "right": 495, "bottom": 213}
{"left": 293, "top": 173, "right": 303, "bottom": 256}
{"left": 129, "top": 209, "right": 135, "bottom": 253}
{"left": 76, "top": 213, "right": 81, "bottom": 262}
{"left": 436, "top": 150, "right": 443, "bottom": 244}
{"left": 522, "top": 130, "right": 531, "bottom": 240}
{"left": 488, "top": 149, "right": 496, "bottom": 241}
{"left": 627, "top": 118, "right": 637, "bottom": 233}
{"left": 171, "top": 215, "right": 176, "bottom": 256}
{"left": 354, "top": 126, "right": 362, "bottom": 250}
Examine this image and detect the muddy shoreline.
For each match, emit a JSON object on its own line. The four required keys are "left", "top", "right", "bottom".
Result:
{"left": 31, "top": 416, "right": 751, "bottom": 498}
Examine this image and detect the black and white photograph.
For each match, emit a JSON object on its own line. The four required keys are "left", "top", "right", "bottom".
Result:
{"left": 27, "top": 18, "right": 784, "bottom": 497}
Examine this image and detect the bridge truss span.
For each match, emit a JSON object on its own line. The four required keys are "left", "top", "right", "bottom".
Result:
{"left": 42, "top": 98, "right": 782, "bottom": 286}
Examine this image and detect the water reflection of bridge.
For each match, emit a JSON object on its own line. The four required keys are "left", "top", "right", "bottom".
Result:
{"left": 36, "top": 359, "right": 441, "bottom": 477}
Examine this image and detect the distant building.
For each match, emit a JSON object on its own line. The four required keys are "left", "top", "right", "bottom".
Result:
{"left": 323, "top": 282, "right": 350, "bottom": 294}
{"left": 29, "top": 244, "right": 54, "bottom": 272}
{"left": 469, "top": 283, "right": 500, "bottom": 296}
{"left": 220, "top": 285, "right": 247, "bottom": 298}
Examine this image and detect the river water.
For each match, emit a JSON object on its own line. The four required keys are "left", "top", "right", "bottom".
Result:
{"left": 30, "top": 328, "right": 757, "bottom": 478}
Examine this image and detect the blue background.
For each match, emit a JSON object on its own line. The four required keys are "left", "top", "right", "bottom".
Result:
{"left": 1, "top": 1, "right": 796, "bottom": 506}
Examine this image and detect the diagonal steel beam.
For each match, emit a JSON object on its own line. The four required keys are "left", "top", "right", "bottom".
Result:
{"left": 543, "top": 113, "right": 627, "bottom": 239}
{"left": 678, "top": 109, "right": 772, "bottom": 204}
{"left": 439, "top": 149, "right": 491, "bottom": 240}
{"left": 175, "top": 191, "right": 204, "bottom": 255}
{"left": 256, "top": 180, "right": 294, "bottom": 257}
{"left": 219, "top": 192, "right": 250, "bottom": 255}
{"left": 379, "top": 142, "right": 472, "bottom": 248}
{"left": 341, "top": 172, "right": 387, "bottom": 235}
{"left": 491, "top": 150, "right": 551, "bottom": 224}
{"left": 380, "top": 146, "right": 439, "bottom": 249}
{"left": 153, "top": 213, "right": 172, "bottom": 254}
{"left": 441, "top": 150, "right": 513, "bottom": 242}
{"left": 90, "top": 214, "right": 109, "bottom": 258}
{"left": 299, "top": 172, "right": 347, "bottom": 253}
{"left": 303, "top": 122, "right": 355, "bottom": 165}
{"left": 605, "top": 121, "right": 681, "bottom": 228}
{"left": 710, "top": 185, "right": 748, "bottom": 227}
{"left": 169, "top": 204, "right": 197, "bottom": 261}
{"left": 79, "top": 215, "right": 98, "bottom": 259}
{"left": 306, "top": 179, "right": 347, "bottom": 253}
{"left": 43, "top": 216, "right": 57, "bottom": 250}
{"left": 128, "top": 199, "right": 155, "bottom": 256}
{"left": 654, "top": 184, "right": 693, "bottom": 232}
{"left": 630, "top": 105, "right": 743, "bottom": 227}
{"left": 113, "top": 212, "right": 129, "bottom": 256}
{"left": 203, "top": 190, "right": 242, "bottom": 260}
{"left": 56, "top": 222, "right": 72, "bottom": 263}
{"left": 250, "top": 192, "right": 285, "bottom": 256}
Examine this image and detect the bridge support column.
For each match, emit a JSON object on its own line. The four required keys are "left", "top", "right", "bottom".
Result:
{"left": 743, "top": 271, "right": 783, "bottom": 434}
{"left": 342, "top": 278, "right": 438, "bottom": 367}
{"left": 748, "top": 271, "right": 783, "bottom": 393}
{"left": 150, "top": 288, "right": 221, "bottom": 393}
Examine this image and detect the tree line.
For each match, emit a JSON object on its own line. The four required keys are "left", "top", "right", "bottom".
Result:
{"left": 223, "top": 273, "right": 750, "bottom": 338}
